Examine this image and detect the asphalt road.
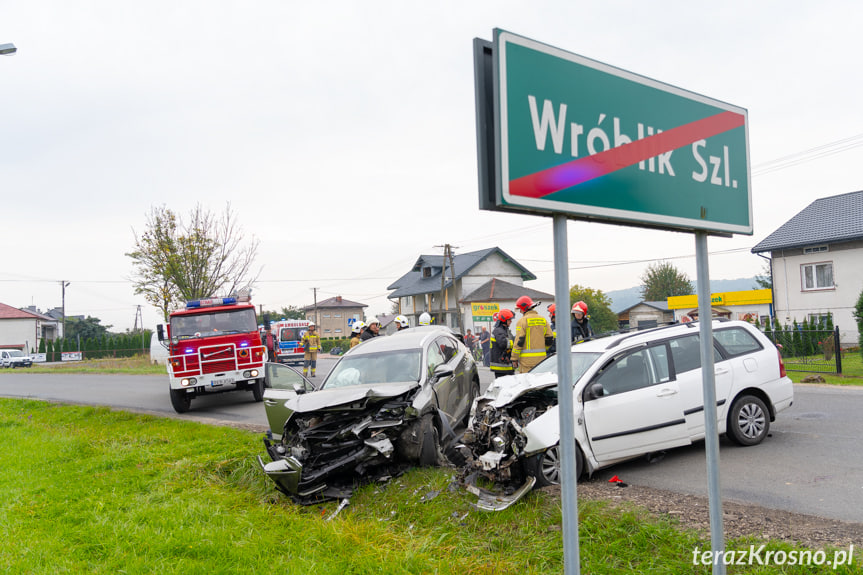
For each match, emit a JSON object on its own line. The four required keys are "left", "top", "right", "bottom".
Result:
{"left": 2, "top": 365, "right": 861, "bottom": 523}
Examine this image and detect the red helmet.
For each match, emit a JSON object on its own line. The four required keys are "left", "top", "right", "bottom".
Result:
{"left": 498, "top": 308, "right": 515, "bottom": 322}
{"left": 515, "top": 295, "right": 534, "bottom": 313}
{"left": 548, "top": 303, "right": 556, "bottom": 318}
{"left": 572, "top": 301, "right": 588, "bottom": 315}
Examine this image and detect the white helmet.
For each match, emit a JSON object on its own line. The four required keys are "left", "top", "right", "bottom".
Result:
{"left": 367, "top": 318, "right": 381, "bottom": 327}
{"left": 394, "top": 315, "right": 409, "bottom": 328}
{"left": 308, "top": 321, "right": 316, "bottom": 328}
{"left": 418, "top": 312, "right": 432, "bottom": 326}
{"left": 351, "top": 321, "right": 365, "bottom": 334}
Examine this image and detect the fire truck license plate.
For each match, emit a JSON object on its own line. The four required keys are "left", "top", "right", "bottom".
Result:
{"left": 211, "top": 377, "right": 234, "bottom": 387}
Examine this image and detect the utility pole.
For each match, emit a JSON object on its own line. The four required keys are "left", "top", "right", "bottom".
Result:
{"left": 312, "top": 287, "right": 319, "bottom": 326}
{"left": 448, "top": 245, "right": 464, "bottom": 333}
{"left": 437, "top": 245, "right": 447, "bottom": 326}
{"left": 61, "top": 281, "right": 70, "bottom": 338}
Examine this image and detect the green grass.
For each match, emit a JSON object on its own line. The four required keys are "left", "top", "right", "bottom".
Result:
{"left": 2, "top": 355, "right": 166, "bottom": 376}
{"left": 1, "top": 399, "right": 859, "bottom": 574}
{"left": 786, "top": 351, "right": 863, "bottom": 385}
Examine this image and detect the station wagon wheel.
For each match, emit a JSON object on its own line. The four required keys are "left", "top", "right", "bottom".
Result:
{"left": 169, "top": 387, "right": 191, "bottom": 413}
{"left": 727, "top": 394, "right": 769, "bottom": 446}
{"left": 523, "top": 443, "right": 583, "bottom": 487}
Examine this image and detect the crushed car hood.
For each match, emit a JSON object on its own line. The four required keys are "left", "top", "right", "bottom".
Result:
{"left": 284, "top": 381, "right": 420, "bottom": 413}
{"left": 478, "top": 371, "right": 558, "bottom": 408}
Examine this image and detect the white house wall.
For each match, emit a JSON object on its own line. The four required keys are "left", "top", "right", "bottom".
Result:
{"left": 772, "top": 240, "right": 863, "bottom": 346}
{"left": 0, "top": 318, "right": 40, "bottom": 352}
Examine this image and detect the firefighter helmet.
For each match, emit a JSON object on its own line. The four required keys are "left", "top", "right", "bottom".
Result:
{"left": 515, "top": 295, "right": 535, "bottom": 313}
{"left": 308, "top": 322, "right": 316, "bottom": 328}
{"left": 572, "top": 301, "right": 588, "bottom": 315}
{"left": 548, "top": 303, "right": 556, "bottom": 318}
{"left": 394, "top": 315, "right": 409, "bottom": 328}
{"left": 418, "top": 312, "right": 432, "bottom": 326}
{"left": 351, "top": 321, "right": 365, "bottom": 334}
{"left": 498, "top": 308, "right": 515, "bottom": 323}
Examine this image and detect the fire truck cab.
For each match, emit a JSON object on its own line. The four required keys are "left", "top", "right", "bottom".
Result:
{"left": 158, "top": 295, "right": 266, "bottom": 413}
{"left": 271, "top": 319, "right": 311, "bottom": 365}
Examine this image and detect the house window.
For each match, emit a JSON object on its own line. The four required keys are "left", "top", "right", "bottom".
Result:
{"left": 335, "top": 329, "right": 342, "bottom": 334}
{"left": 334, "top": 314, "right": 341, "bottom": 318}
{"left": 423, "top": 267, "right": 432, "bottom": 278}
{"left": 323, "top": 314, "right": 330, "bottom": 318}
{"left": 801, "top": 262, "right": 834, "bottom": 290}
{"left": 808, "top": 313, "right": 830, "bottom": 327}
{"left": 803, "top": 245, "right": 829, "bottom": 255}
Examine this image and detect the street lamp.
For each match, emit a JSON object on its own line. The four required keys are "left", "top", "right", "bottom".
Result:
{"left": 0, "top": 43, "right": 17, "bottom": 56}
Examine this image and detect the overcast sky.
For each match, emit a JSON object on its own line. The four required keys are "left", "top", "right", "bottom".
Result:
{"left": 2, "top": 1, "right": 861, "bottom": 332}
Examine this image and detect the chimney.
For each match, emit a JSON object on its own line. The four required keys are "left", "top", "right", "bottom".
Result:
{"left": 336, "top": 296, "right": 342, "bottom": 303}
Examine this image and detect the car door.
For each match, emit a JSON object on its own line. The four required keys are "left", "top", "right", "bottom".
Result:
{"left": 426, "top": 336, "right": 458, "bottom": 425}
{"left": 669, "top": 334, "right": 733, "bottom": 438}
{"left": 583, "top": 344, "right": 689, "bottom": 463}
{"left": 262, "top": 362, "right": 316, "bottom": 440}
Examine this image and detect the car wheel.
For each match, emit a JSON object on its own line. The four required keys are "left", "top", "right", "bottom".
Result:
{"left": 727, "top": 394, "right": 769, "bottom": 446}
{"left": 418, "top": 413, "right": 441, "bottom": 467}
{"left": 523, "top": 443, "right": 583, "bottom": 487}
{"left": 251, "top": 378, "right": 265, "bottom": 402}
{"left": 169, "top": 387, "right": 192, "bottom": 413}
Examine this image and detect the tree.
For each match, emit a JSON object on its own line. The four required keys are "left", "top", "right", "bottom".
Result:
{"left": 64, "top": 316, "right": 112, "bottom": 342}
{"left": 128, "top": 203, "right": 260, "bottom": 321}
{"left": 753, "top": 260, "right": 772, "bottom": 290}
{"left": 639, "top": 261, "right": 693, "bottom": 302}
{"left": 568, "top": 285, "right": 618, "bottom": 335}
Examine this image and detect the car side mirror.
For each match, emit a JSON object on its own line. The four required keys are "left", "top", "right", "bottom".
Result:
{"left": 586, "top": 382, "right": 605, "bottom": 400}
{"left": 432, "top": 364, "right": 454, "bottom": 381}
{"left": 157, "top": 324, "right": 165, "bottom": 342}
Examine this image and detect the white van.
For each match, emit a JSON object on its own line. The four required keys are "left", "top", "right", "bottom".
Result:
{"left": 1, "top": 349, "right": 33, "bottom": 368}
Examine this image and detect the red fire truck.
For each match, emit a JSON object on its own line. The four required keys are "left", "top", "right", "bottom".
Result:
{"left": 157, "top": 294, "right": 267, "bottom": 413}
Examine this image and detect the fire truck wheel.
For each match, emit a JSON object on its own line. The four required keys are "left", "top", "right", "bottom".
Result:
{"left": 252, "top": 378, "right": 265, "bottom": 402}
{"left": 169, "top": 387, "right": 191, "bottom": 413}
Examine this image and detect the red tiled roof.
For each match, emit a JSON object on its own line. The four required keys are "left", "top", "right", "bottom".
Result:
{"left": 0, "top": 302, "right": 41, "bottom": 320}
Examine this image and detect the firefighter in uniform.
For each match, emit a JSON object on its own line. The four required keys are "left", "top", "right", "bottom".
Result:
{"left": 571, "top": 301, "right": 593, "bottom": 342}
{"left": 511, "top": 296, "right": 553, "bottom": 373}
{"left": 394, "top": 315, "right": 410, "bottom": 331}
{"left": 360, "top": 318, "right": 380, "bottom": 341}
{"left": 490, "top": 308, "right": 515, "bottom": 378}
{"left": 349, "top": 321, "right": 364, "bottom": 348}
{"left": 302, "top": 322, "right": 321, "bottom": 377}
{"left": 546, "top": 303, "right": 558, "bottom": 355}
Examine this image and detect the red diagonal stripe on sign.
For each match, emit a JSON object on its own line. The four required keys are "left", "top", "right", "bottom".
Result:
{"left": 509, "top": 110, "right": 745, "bottom": 199}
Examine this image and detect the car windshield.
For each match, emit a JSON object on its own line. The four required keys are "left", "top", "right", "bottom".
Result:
{"left": 171, "top": 308, "right": 258, "bottom": 339}
{"left": 323, "top": 349, "right": 422, "bottom": 389}
{"left": 8, "top": 351, "right": 24, "bottom": 358}
{"left": 530, "top": 351, "right": 602, "bottom": 385}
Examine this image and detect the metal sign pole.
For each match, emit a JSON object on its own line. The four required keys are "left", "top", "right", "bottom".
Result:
{"left": 695, "top": 231, "right": 726, "bottom": 575}
{"left": 553, "top": 214, "right": 580, "bottom": 574}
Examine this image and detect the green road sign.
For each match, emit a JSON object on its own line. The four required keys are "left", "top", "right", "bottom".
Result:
{"left": 476, "top": 30, "right": 752, "bottom": 235}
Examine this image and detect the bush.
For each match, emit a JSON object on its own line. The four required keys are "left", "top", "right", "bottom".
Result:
{"left": 855, "top": 286, "right": 863, "bottom": 360}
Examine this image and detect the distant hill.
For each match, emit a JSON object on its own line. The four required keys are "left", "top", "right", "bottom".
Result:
{"left": 607, "top": 277, "right": 760, "bottom": 313}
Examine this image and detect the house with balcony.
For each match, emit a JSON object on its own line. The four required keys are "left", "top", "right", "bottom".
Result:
{"left": 751, "top": 190, "right": 863, "bottom": 347}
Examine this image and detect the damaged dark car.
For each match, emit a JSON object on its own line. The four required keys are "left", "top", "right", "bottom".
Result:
{"left": 258, "top": 326, "right": 480, "bottom": 504}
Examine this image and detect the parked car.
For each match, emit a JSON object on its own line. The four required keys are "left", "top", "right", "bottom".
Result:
{"left": 461, "top": 320, "right": 794, "bottom": 510}
{"left": 258, "top": 326, "right": 480, "bottom": 504}
{"left": 1, "top": 349, "right": 33, "bottom": 369}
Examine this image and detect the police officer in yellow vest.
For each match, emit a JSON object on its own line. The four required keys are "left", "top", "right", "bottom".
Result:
{"left": 511, "top": 296, "right": 553, "bottom": 373}
{"left": 302, "top": 322, "right": 321, "bottom": 377}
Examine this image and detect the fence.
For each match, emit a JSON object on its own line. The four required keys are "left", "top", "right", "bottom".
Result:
{"left": 762, "top": 326, "right": 842, "bottom": 374}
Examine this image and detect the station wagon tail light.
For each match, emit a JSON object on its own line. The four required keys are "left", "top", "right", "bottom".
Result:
{"left": 777, "top": 348, "right": 786, "bottom": 378}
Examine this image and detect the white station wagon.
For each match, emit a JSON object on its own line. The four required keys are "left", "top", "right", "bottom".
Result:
{"left": 462, "top": 320, "right": 794, "bottom": 510}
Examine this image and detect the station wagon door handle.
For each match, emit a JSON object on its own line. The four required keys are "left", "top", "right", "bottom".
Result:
{"left": 264, "top": 399, "right": 279, "bottom": 407}
{"left": 714, "top": 367, "right": 730, "bottom": 375}
{"left": 656, "top": 388, "right": 678, "bottom": 398}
